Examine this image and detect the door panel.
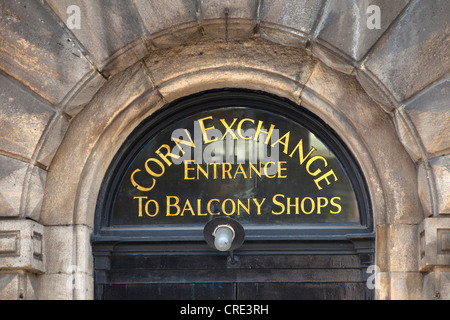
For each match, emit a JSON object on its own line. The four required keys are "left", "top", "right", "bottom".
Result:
{"left": 95, "top": 242, "right": 372, "bottom": 300}
{"left": 103, "top": 283, "right": 235, "bottom": 300}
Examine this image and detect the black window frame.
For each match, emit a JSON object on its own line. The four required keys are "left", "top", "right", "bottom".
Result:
{"left": 93, "top": 89, "right": 374, "bottom": 243}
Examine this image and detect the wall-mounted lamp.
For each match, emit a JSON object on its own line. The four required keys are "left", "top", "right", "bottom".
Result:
{"left": 212, "top": 224, "right": 235, "bottom": 252}
{"left": 204, "top": 217, "right": 245, "bottom": 259}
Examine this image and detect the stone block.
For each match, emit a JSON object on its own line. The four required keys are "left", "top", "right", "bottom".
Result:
{"left": 422, "top": 268, "right": 450, "bottom": 300}
{"left": 40, "top": 62, "right": 154, "bottom": 226}
{"left": 145, "top": 37, "right": 317, "bottom": 105}
{"left": 0, "top": 272, "right": 38, "bottom": 300}
{"left": 429, "top": 156, "right": 450, "bottom": 215}
{"left": 44, "top": 225, "right": 92, "bottom": 275}
{"left": 375, "top": 271, "right": 390, "bottom": 300}
{"left": 131, "top": 0, "right": 201, "bottom": 48}
{"left": 388, "top": 224, "right": 418, "bottom": 272}
{"left": 34, "top": 114, "right": 70, "bottom": 168}
{"left": 364, "top": 0, "right": 450, "bottom": 102}
{"left": 314, "top": 0, "right": 409, "bottom": 62}
{"left": 310, "top": 43, "right": 355, "bottom": 74}
{"left": 355, "top": 68, "right": 397, "bottom": 112}
{"left": 0, "top": 273, "right": 19, "bottom": 299}
{"left": 22, "top": 165, "right": 47, "bottom": 221}
{"left": 62, "top": 70, "right": 106, "bottom": 117}
{"left": 0, "top": 73, "right": 55, "bottom": 160}
{"left": 375, "top": 224, "right": 389, "bottom": 271}
{"left": 0, "top": 220, "right": 44, "bottom": 274}
{"left": 0, "top": 0, "right": 94, "bottom": 105}
{"left": 44, "top": 225, "right": 72, "bottom": 274}
{"left": 418, "top": 161, "right": 434, "bottom": 217}
{"left": 41, "top": 225, "right": 93, "bottom": 299}
{"left": 311, "top": 0, "right": 410, "bottom": 74}
{"left": 418, "top": 156, "right": 450, "bottom": 217}
{"left": 199, "top": 0, "right": 258, "bottom": 40}
{"left": 259, "top": 0, "right": 324, "bottom": 48}
{"left": 39, "top": 272, "right": 93, "bottom": 300}
{"left": 389, "top": 271, "right": 423, "bottom": 300}
{"left": 0, "top": 155, "right": 28, "bottom": 217}
{"left": 145, "top": 37, "right": 316, "bottom": 92}
{"left": 303, "top": 62, "right": 423, "bottom": 225}
{"left": 393, "top": 109, "right": 423, "bottom": 163}
{"left": 38, "top": 273, "right": 73, "bottom": 300}
{"left": 0, "top": 155, "right": 47, "bottom": 219}
{"left": 46, "top": 0, "right": 147, "bottom": 77}
{"left": 402, "top": 77, "right": 450, "bottom": 158}
{"left": 419, "top": 217, "right": 450, "bottom": 271}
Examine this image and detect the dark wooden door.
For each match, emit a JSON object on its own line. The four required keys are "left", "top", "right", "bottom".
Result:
{"left": 94, "top": 240, "right": 374, "bottom": 300}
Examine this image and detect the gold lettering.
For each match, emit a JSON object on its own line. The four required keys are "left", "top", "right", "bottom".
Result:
{"left": 134, "top": 196, "right": 148, "bottom": 217}
{"left": 220, "top": 118, "right": 238, "bottom": 140}
{"left": 233, "top": 163, "right": 248, "bottom": 179}
{"left": 211, "top": 163, "right": 219, "bottom": 179}
{"left": 197, "top": 199, "right": 207, "bottom": 216}
{"left": 171, "top": 129, "right": 196, "bottom": 154}
{"left": 184, "top": 160, "right": 195, "bottom": 180}
{"left": 130, "top": 169, "right": 155, "bottom": 192}
{"left": 306, "top": 156, "right": 328, "bottom": 176}
{"left": 222, "top": 163, "right": 232, "bottom": 179}
{"left": 278, "top": 161, "right": 287, "bottom": 178}
{"left": 254, "top": 121, "right": 275, "bottom": 145}
{"left": 237, "top": 118, "right": 255, "bottom": 140}
{"left": 272, "top": 194, "right": 285, "bottom": 215}
{"left": 314, "top": 169, "right": 338, "bottom": 190}
{"left": 197, "top": 116, "right": 218, "bottom": 144}
{"left": 289, "top": 139, "right": 316, "bottom": 165}
{"left": 166, "top": 196, "right": 180, "bottom": 216}
{"left": 156, "top": 144, "right": 180, "bottom": 167}
{"left": 207, "top": 199, "right": 220, "bottom": 215}
{"left": 271, "top": 131, "right": 290, "bottom": 154}
{"left": 145, "top": 158, "right": 165, "bottom": 177}
{"left": 301, "top": 197, "right": 315, "bottom": 214}
{"left": 249, "top": 162, "right": 262, "bottom": 178}
{"left": 286, "top": 197, "right": 299, "bottom": 214}
{"left": 252, "top": 198, "right": 266, "bottom": 215}
{"left": 330, "top": 197, "right": 342, "bottom": 214}
{"left": 196, "top": 164, "right": 209, "bottom": 179}
{"left": 145, "top": 199, "right": 159, "bottom": 217}
{"left": 316, "top": 197, "right": 328, "bottom": 214}
{"left": 237, "top": 199, "right": 250, "bottom": 215}
{"left": 263, "top": 162, "right": 276, "bottom": 178}
{"left": 181, "top": 199, "right": 195, "bottom": 216}
{"left": 222, "top": 199, "right": 235, "bottom": 216}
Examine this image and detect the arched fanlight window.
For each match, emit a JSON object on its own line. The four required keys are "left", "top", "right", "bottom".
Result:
{"left": 94, "top": 89, "right": 372, "bottom": 242}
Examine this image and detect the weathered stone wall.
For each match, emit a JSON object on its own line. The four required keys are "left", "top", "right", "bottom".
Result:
{"left": 0, "top": 0, "right": 448, "bottom": 300}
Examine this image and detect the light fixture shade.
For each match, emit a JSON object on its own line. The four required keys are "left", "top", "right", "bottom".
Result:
{"left": 213, "top": 225, "right": 235, "bottom": 251}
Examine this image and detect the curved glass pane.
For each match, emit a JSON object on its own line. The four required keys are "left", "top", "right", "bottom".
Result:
{"left": 111, "top": 107, "right": 360, "bottom": 227}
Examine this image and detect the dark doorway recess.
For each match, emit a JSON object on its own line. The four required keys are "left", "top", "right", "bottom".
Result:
{"left": 93, "top": 89, "right": 374, "bottom": 300}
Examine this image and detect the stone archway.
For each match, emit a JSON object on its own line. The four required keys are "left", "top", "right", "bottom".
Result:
{"left": 0, "top": 0, "right": 448, "bottom": 300}
{"left": 39, "top": 36, "right": 420, "bottom": 299}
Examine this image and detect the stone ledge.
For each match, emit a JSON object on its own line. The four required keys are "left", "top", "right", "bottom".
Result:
{"left": 419, "top": 217, "right": 450, "bottom": 271}
{"left": 0, "top": 219, "right": 45, "bottom": 274}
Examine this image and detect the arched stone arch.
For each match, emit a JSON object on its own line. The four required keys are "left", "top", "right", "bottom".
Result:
{"left": 39, "top": 36, "right": 421, "bottom": 299}
{"left": 0, "top": 0, "right": 448, "bottom": 300}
